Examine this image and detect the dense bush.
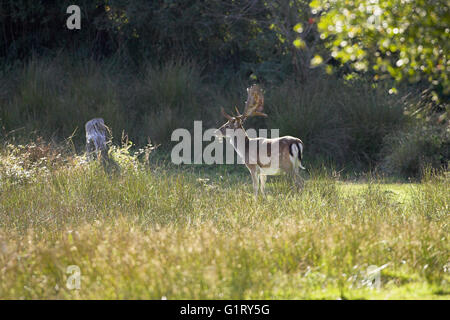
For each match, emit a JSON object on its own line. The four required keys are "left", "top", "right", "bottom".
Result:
{"left": 0, "top": 56, "right": 430, "bottom": 171}
{"left": 122, "top": 60, "right": 206, "bottom": 145}
{"left": 380, "top": 124, "right": 450, "bottom": 179}
{"left": 0, "top": 1, "right": 447, "bottom": 174}
{"left": 265, "top": 75, "right": 406, "bottom": 167}
{"left": 0, "top": 0, "right": 322, "bottom": 84}
{"left": 265, "top": 76, "right": 349, "bottom": 163}
{"left": 0, "top": 57, "right": 125, "bottom": 147}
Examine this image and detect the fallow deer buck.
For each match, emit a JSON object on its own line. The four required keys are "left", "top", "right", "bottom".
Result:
{"left": 215, "top": 85, "right": 305, "bottom": 196}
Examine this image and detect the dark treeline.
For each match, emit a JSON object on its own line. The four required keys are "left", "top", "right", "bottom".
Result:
{"left": 1, "top": 0, "right": 322, "bottom": 83}
{"left": 0, "top": 0, "right": 448, "bottom": 177}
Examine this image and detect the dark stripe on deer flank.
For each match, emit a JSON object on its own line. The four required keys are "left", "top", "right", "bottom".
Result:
{"left": 289, "top": 143, "right": 294, "bottom": 157}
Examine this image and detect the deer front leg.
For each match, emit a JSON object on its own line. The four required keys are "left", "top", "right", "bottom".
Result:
{"left": 259, "top": 174, "right": 267, "bottom": 197}
{"left": 247, "top": 165, "right": 259, "bottom": 197}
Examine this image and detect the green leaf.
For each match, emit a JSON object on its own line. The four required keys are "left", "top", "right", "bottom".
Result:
{"left": 293, "top": 23, "right": 303, "bottom": 33}
{"left": 310, "top": 0, "right": 321, "bottom": 9}
{"left": 293, "top": 38, "right": 306, "bottom": 49}
{"left": 311, "top": 55, "right": 323, "bottom": 67}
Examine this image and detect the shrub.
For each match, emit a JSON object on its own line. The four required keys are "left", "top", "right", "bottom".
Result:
{"left": 265, "top": 76, "right": 349, "bottom": 164}
{"left": 1, "top": 56, "right": 428, "bottom": 174}
{"left": 1, "top": 57, "right": 207, "bottom": 148}
{"left": 0, "top": 137, "right": 65, "bottom": 186}
{"left": 337, "top": 79, "right": 406, "bottom": 167}
{"left": 1, "top": 57, "right": 125, "bottom": 147}
{"left": 265, "top": 75, "right": 406, "bottom": 168}
{"left": 379, "top": 124, "right": 449, "bottom": 179}
{"left": 122, "top": 59, "right": 205, "bottom": 145}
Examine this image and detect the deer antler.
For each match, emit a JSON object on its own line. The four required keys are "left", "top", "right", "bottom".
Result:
{"left": 221, "top": 107, "right": 233, "bottom": 120}
{"left": 221, "top": 85, "right": 267, "bottom": 121}
{"left": 242, "top": 84, "right": 267, "bottom": 119}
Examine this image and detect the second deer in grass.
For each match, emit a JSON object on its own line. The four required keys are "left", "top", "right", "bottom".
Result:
{"left": 215, "top": 85, "right": 305, "bottom": 196}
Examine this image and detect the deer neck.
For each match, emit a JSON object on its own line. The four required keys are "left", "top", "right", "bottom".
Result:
{"left": 229, "top": 127, "right": 251, "bottom": 163}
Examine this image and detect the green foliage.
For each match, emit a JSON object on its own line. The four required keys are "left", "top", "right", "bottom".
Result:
{"left": 265, "top": 75, "right": 406, "bottom": 167}
{"left": 1, "top": 57, "right": 413, "bottom": 171}
{"left": 127, "top": 60, "right": 205, "bottom": 144}
{"left": 310, "top": 0, "right": 449, "bottom": 118}
{"left": 0, "top": 0, "right": 116, "bottom": 60}
{"left": 1, "top": 57, "right": 125, "bottom": 146}
{"left": 337, "top": 78, "right": 407, "bottom": 167}
{"left": 0, "top": 1, "right": 329, "bottom": 84}
{"left": 0, "top": 138, "right": 65, "bottom": 186}
{"left": 266, "top": 76, "right": 349, "bottom": 163}
{"left": 108, "top": 136, "right": 155, "bottom": 171}
{"left": 0, "top": 0, "right": 447, "bottom": 172}
{"left": 0, "top": 57, "right": 208, "bottom": 147}
{"left": 380, "top": 124, "right": 450, "bottom": 178}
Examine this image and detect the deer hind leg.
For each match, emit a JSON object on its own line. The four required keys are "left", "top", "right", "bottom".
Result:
{"left": 288, "top": 143, "right": 305, "bottom": 192}
{"left": 292, "top": 166, "right": 304, "bottom": 191}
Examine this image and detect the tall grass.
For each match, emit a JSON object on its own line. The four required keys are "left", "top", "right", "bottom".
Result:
{"left": 122, "top": 60, "right": 205, "bottom": 144}
{"left": 266, "top": 77, "right": 349, "bottom": 163}
{"left": 0, "top": 145, "right": 448, "bottom": 299}
{"left": 0, "top": 57, "right": 207, "bottom": 147}
{"left": 265, "top": 76, "right": 406, "bottom": 168}
{"left": 1, "top": 57, "right": 124, "bottom": 145}
{"left": 2, "top": 56, "right": 445, "bottom": 174}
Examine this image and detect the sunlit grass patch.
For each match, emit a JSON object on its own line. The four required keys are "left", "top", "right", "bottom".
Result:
{"left": 0, "top": 147, "right": 448, "bottom": 299}
{"left": 339, "top": 182, "right": 418, "bottom": 204}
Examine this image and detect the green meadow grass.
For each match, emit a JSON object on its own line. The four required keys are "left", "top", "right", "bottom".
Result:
{"left": 0, "top": 146, "right": 448, "bottom": 299}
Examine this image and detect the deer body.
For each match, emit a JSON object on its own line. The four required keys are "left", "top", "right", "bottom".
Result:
{"left": 216, "top": 85, "right": 305, "bottom": 196}
{"left": 219, "top": 124, "right": 304, "bottom": 196}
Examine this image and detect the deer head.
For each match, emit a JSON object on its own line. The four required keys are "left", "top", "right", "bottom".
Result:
{"left": 216, "top": 85, "right": 267, "bottom": 139}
